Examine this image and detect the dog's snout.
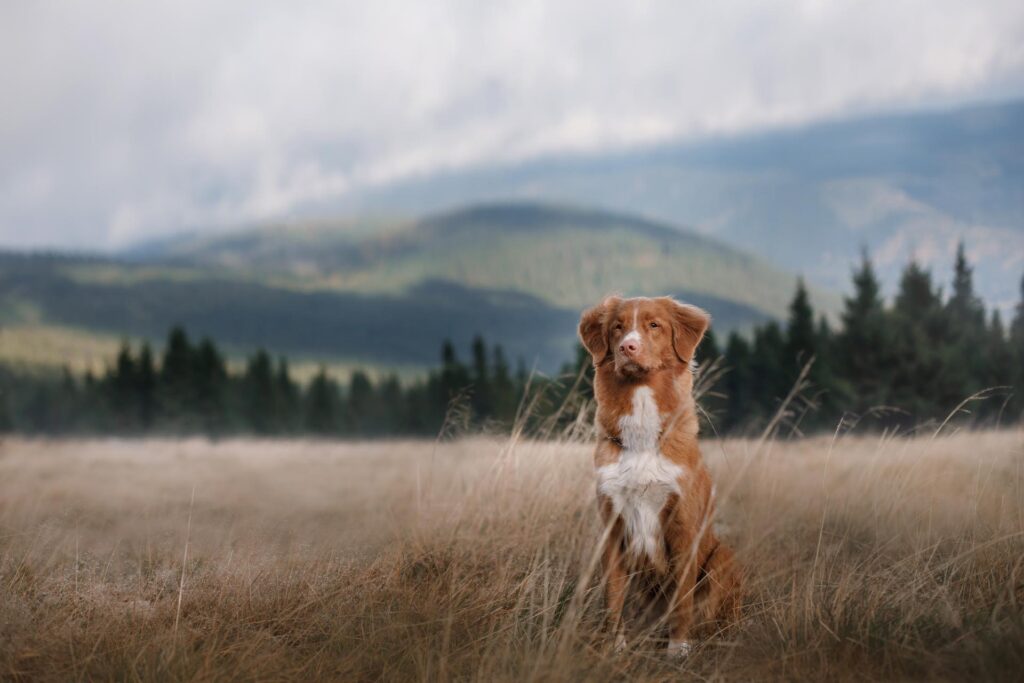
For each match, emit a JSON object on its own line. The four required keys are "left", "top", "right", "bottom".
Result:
{"left": 620, "top": 339, "right": 640, "bottom": 356}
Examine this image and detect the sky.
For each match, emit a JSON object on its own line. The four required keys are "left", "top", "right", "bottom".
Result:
{"left": 1, "top": 1, "right": 1023, "bottom": 251}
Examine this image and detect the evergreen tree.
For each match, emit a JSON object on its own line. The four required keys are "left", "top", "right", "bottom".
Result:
{"left": 275, "top": 357, "right": 300, "bottom": 433}
{"left": 749, "top": 321, "right": 787, "bottom": 419}
{"left": 1010, "top": 275, "right": 1024, "bottom": 421}
{"left": 160, "top": 326, "right": 195, "bottom": 425}
{"left": 193, "top": 338, "right": 228, "bottom": 433}
{"left": 242, "top": 350, "right": 277, "bottom": 433}
{"left": 491, "top": 344, "right": 517, "bottom": 424}
{"left": 348, "top": 370, "right": 374, "bottom": 433}
{"left": 305, "top": 367, "right": 340, "bottom": 434}
{"left": 784, "top": 278, "right": 817, "bottom": 379}
{"left": 110, "top": 341, "right": 138, "bottom": 429}
{"left": 836, "top": 251, "right": 893, "bottom": 416}
{"left": 983, "top": 310, "right": 1014, "bottom": 422}
{"left": 890, "top": 262, "right": 963, "bottom": 424}
{"left": 137, "top": 343, "right": 157, "bottom": 429}
{"left": 947, "top": 242, "right": 986, "bottom": 330}
{"left": 377, "top": 374, "right": 403, "bottom": 433}
{"left": 721, "top": 332, "right": 754, "bottom": 433}
{"left": 946, "top": 242, "right": 987, "bottom": 397}
{"left": 437, "top": 340, "right": 471, "bottom": 420}
{"left": 470, "top": 335, "right": 492, "bottom": 422}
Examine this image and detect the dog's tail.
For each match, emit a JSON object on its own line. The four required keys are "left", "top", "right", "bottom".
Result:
{"left": 696, "top": 540, "right": 743, "bottom": 632}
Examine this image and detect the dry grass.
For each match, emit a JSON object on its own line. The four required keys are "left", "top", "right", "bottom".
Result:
{"left": 1, "top": 429, "right": 1023, "bottom": 681}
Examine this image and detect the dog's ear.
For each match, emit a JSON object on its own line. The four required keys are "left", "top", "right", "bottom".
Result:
{"left": 664, "top": 299, "right": 710, "bottom": 364}
{"left": 578, "top": 297, "right": 619, "bottom": 365}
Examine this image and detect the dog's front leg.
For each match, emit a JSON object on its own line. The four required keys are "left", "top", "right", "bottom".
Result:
{"left": 599, "top": 497, "right": 628, "bottom": 651}
{"left": 666, "top": 523, "right": 699, "bottom": 657}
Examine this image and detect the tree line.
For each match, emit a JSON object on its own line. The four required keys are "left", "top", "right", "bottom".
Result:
{"left": 0, "top": 328, "right": 570, "bottom": 437}
{"left": 0, "top": 243, "right": 1021, "bottom": 437}
{"left": 699, "top": 243, "right": 1024, "bottom": 434}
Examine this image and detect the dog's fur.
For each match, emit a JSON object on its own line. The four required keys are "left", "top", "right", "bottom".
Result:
{"left": 578, "top": 295, "right": 742, "bottom": 655}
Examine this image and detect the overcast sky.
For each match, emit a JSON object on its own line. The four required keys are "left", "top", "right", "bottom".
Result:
{"left": 2, "top": 1, "right": 1023, "bottom": 250}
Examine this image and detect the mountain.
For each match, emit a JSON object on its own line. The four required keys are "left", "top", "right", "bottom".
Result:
{"left": 133, "top": 202, "right": 810, "bottom": 318}
{"left": 1, "top": 203, "right": 795, "bottom": 374}
{"left": 328, "top": 100, "right": 1024, "bottom": 312}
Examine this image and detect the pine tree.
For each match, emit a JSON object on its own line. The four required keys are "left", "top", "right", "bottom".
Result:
{"left": 348, "top": 370, "right": 374, "bottom": 434}
{"left": 305, "top": 367, "right": 340, "bottom": 434}
{"left": 160, "top": 326, "right": 195, "bottom": 425}
{"left": 784, "top": 278, "right": 817, "bottom": 379}
{"left": 377, "top": 375, "right": 403, "bottom": 433}
{"left": 982, "top": 310, "right": 1014, "bottom": 422}
{"left": 438, "top": 340, "right": 470, "bottom": 418}
{"left": 110, "top": 341, "right": 137, "bottom": 429}
{"left": 137, "top": 343, "right": 157, "bottom": 429}
{"left": 890, "top": 261, "right": 963, "bottom": 424}
{"left": 947, "top": 242, "right": 986, "bottom": 330}
{"left": 193, "top": 338, "right": 228, "bottom": 433}
{"left": 721, "top": 331, "right": 753, "bottom": 433}
{"left": 242, "top": 350, "right": 277, "bottom": 433}
{"left": 749, "top": 321, "right": 787, "bottom": 420}
{"left": 836, "top": 251, "right": 893, "bottom": 415}
{"left": 491, "top": 344, "right": 517, "bottom": 424}
{"left": 946, "top": 242, "right": 986, "bottom": 397}
{"left": 275, "top": 357, "right": 299, "bottom": 433}
{"left": 470, "top": 335, "right": 492, "bottom": 422}
{"left": 1009, "top": 274, "right": 1024, "bottom": 421}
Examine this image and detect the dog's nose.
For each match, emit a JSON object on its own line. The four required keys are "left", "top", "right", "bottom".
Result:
{"left": 620, "top": 340, "right": 640, "bottom": 356}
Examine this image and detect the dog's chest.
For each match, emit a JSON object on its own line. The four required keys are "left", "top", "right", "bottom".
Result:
{"left": 596, "top": 386, "right": 684, "bottom": 562}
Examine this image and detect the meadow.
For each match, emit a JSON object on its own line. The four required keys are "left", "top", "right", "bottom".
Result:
{"left": 1, "top": 428, "right": 1022, "bottom": 681}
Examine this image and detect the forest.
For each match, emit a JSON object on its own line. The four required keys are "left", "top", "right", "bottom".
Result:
{"left": 2, "top": 244, "right": 1022, "bottom": 437}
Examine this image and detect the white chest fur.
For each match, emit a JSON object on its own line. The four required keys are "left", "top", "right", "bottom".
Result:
{"left": 597, "top": 386, "right": 684, "bottom": 562}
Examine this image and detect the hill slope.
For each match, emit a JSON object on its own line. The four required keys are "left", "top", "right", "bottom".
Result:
{"left": 335, "top": 100, "right": 1024, "bottom": 311}
{"left": 135, "top": 203, "right": 811, "bottom": 319}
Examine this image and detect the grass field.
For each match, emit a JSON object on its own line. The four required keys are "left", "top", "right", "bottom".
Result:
{"left": 2, "top": 429, "right": 1023, "bottom": 681}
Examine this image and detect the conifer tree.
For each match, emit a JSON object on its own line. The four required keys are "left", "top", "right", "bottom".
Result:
{"left": 242, "top": 350, "right": 277, "bottom": 433}
{"left": 470, "top": 335, "right": 492, "bottom": 421}
{"left": 137, "top": 343, "right": 157, "bottom": 429}
{"left": 784, "top": 278, "right": 817, "bottom": 379}
{"left": 749, "top": 321, "right": 787, "bottom": 418}
{"left": 305, "top": 367, "right": 340, "bottom": 434}
{"left": 1010, "top": 275, "right": 1024, "bottom": 420}
{"left": 275, "top": 357, "right": 299, "bottom": 433}
{"left": 110, "top": 341, "right": 137, "bottom": 429}
{"left": 890, "top": 262, "right": 963, "bottom": 423}
{"left": 491, "top": 344, "right": 517, "bottom": 423}
{"left": 193, "top": 338, "right": 228, "bottom": 433}
{"left": 721, "top": 331, "right": 753, "bottom": 433}
{"left": 160, "top": 326, "right": 195, "bottom": 424}
{"left": 348, "top": 370, "right": 374, "bottom": 433}
{"left": 946, "top": 242, "right": 986, "bottom": 397}
{"left": 836, "top": 251, "right": 892, "bottom": 414}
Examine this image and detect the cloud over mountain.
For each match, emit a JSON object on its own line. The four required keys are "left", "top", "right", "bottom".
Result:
{"left": 2, "top": 1, "right": 1023, "bottom": 249}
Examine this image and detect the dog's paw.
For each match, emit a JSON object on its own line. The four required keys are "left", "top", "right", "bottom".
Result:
{"left": 667, "top": 639, "right": 693, "bottom": 658}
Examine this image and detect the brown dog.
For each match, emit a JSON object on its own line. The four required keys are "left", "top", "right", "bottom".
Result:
{"left": 578, "top": 296, "right": 742, "bottom": 656}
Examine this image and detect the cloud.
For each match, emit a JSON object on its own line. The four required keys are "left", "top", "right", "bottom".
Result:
{"left": 1, "top": 0, "right": 1023, "bottom": 249}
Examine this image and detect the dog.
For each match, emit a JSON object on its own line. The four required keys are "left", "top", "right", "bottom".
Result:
{"left": 578, "top": 295, "right": 742, "bottom": 656}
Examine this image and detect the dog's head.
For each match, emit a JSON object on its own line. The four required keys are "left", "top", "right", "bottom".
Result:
{"left": 578, "top": 296, "right": 710, "bottom": 379}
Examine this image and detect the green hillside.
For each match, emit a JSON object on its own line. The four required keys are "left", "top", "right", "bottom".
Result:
{"left": 142, "top": 203, "right": 815, "bottom": 319}
{"left": 1, "top": 203, "right": 816, "bottom": 373}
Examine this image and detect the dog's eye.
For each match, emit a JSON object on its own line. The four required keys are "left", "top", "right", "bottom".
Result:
{"left": 613, "top": 322, "right": 623, "bottom": 330}
{"left": 649, "top": 321, "right": 659, "bottom": 329}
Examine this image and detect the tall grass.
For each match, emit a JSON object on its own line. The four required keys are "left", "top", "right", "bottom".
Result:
{"left": 1, "top": 423, "right": 1022, "bottom": 680}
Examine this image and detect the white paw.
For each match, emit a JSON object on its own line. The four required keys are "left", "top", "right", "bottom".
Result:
{"left": 613, "top": 633, "right": 627, "bottom": 653}
{"left": 667, "top": 639, "right": 693, "bottom": 658}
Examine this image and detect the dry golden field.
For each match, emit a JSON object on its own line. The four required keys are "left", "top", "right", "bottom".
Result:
{"left": 1, "top": 429, "right": 1023, "bottom": 681}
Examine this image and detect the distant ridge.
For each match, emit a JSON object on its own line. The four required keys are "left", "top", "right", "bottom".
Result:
{"left": 133, "top": 201, "right": 812, "bottom": 319}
